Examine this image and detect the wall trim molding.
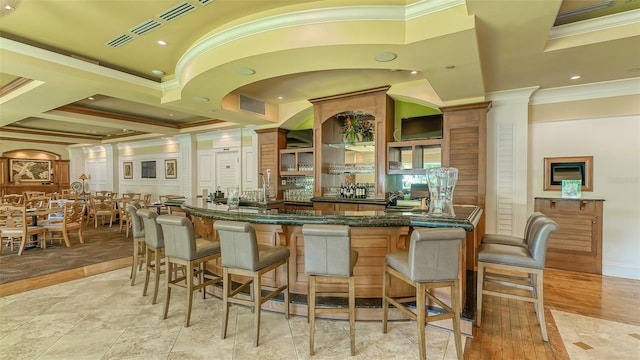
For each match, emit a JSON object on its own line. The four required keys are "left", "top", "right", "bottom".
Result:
{"left": 531, "top": 78, "right": 640, "bottom": 105}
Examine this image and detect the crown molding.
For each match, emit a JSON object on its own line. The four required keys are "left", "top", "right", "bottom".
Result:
{"left": 549, "top": 8, "right": 640, "bottom": 40}
{"left": 531, "top": 78, "right": 640, "bottom": 105}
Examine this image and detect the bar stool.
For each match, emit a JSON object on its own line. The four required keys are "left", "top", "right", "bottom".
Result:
{"left": 476, "top": 216, "right": 558, "bottom": 341}
{"left": 213, "top": 220, "right": 290, "bottom": 347}
{"left": 481, "top": 212, "right": 545, "bottom": 247}
{"left": 302, "top": 224, "right": 358, "bottom": 356}
{"left": 137, "top": 209, "right": 165, "bottom": 304}
{"left": 382, "top": 227, "right": 466, "bottom": 360}
{"left": 156, "top": 215, "right": 222, "bottom": 327}
{"left": 126, "top": 202, "right": 144, "bottom": 286}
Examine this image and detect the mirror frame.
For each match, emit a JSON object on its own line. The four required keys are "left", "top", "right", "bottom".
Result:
{"left": 544, "top": 156, "right": 593, "bottom": 191}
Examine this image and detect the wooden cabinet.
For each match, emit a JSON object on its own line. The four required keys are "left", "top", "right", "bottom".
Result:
{"left": 255, "top": 128, "right": 287, "bottom": 199}
{"left": 310, "top": 86, "right": 394, "bottom": 199}
{"left": 280, "top": 148, "right": 314, "bottom": 176}
{"left": 534, "top": 197, "right": 604, "bottom": 274}
{"left": 387, "top": 139, "right": 442, "bottom": 174}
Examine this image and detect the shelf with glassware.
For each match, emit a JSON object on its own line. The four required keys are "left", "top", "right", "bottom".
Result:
{"left": 387, "top": 139, "right": 443, "bottom": 175}
{"left": 321, "top": 140, "right": 377, "bottom": 199}
{"left": 279, "top": 148, "right": 315, "bottom": 176}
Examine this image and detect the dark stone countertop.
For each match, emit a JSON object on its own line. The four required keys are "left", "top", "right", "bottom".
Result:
{"left": 181, "top": 198, "right": 482, "bottom": 231}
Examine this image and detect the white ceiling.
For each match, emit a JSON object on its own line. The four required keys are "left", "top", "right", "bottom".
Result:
{"left": 0, "top": 0, "right": 638, "bottom": 145}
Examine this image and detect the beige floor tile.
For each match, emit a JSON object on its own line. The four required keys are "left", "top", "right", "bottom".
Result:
{"left": 0, "top": 267, "right": 467, "bottom": 360}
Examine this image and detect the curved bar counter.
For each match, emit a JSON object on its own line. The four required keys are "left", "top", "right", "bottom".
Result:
{"left": 181, "top": 198, "right": 481, "bottom": 331}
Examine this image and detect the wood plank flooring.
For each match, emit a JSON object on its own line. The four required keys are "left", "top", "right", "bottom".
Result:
{"left": 2, "top": 254, "right": 638, "bottom": 359}
{"left": 465, "top": 267, "right": 640, "bottom": 359}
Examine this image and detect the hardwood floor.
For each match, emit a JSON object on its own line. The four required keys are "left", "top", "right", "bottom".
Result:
{"left": 465, "top": 268, "right": 640, "bottom": 359}
{"left": 2, "top": 257, "right": 638, "bottom": 359}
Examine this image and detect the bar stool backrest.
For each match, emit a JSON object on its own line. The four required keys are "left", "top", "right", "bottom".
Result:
{"left": 408, "top": 228, "right": 466, "bottom": 282}
{"left": 137, "top": 209, "right": 164, "bottom": 248}
{"left": 214, "top": 220, "right": 259, "bottom": 271}
{"left": 302, "top": 224, "right": 352, "bottom": 277}
{"left": 126, "top": 202, "right": 144, "bottom": 239}
{"left": 526, "top": 217, "right": 559, "bottom": 268}
{"left": 157, "top": 215, "right": 197, "bottom": 260}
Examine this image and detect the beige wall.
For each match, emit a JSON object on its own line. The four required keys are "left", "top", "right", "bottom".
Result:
{"left": 529, "top": 112, "right": 640, "bottom": 279}
{"left": 0, "top": 140, "right": 71, "bottom": 160}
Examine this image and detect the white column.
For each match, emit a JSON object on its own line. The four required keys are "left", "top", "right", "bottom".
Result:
{"left": 486, "top": 87, "right": 538, "bottom": 236}
{"left": 175, "top": 134, "right": 196, "bottom": 198}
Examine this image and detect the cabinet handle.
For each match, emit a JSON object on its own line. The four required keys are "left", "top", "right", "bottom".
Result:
{"left": 549, "top": 200, "right": 556, "bottom": 209}
{"left": 580, "top": 201, "right": 587, "bottom": 210}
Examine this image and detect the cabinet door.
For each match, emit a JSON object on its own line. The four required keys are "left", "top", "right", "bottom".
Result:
{"left": 56, "top": 160, "right": 70, "bottom": 187}
{"left": 535, "top": 198, "right": 603, "bottom": 274}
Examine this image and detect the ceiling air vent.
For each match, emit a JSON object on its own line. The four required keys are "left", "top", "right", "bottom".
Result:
{"left": 239, "top": 94, "right": 266, "bottom": 116}
{"left": 105, "top": 34, "right": 134, "bottom": 48}
{"left": 130, "top": 19, "right": 162, "bottom": 35}
{"left": 158, "top": 2, "right": 197, "bottom": 22}
{"left": 196, "top": 0, "right": 216, "bottom": 5}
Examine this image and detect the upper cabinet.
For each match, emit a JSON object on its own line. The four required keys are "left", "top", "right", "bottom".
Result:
{"left": 310, "top": 87, "right": 394, "bottom": 199}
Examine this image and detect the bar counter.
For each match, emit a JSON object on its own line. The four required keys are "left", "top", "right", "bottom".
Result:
{"left": 181, "top": 198, "right": 481, "bottom": 332}
{"left": 181, "top": 198, "right": 482, "bottom": 231}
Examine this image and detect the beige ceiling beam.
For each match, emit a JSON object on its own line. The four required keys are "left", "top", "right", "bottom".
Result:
{"left": 43, "top": 108, "right": 179, "bottom": 136}
{"left": 0, "top": 127, "right": 102, "bottom": 145}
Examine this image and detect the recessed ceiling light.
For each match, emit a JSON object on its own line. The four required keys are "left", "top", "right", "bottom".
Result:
{"left": 570, "top": 75, "right": 581, "bottom": 80}
{"left": 410, "top": 70, "right": 419, "bottom": 75}
{"left": 445, "top": 65, "right": 456, "bottom": 69}
{"left": 278, "top": 96, "right": 283, "bottom": 100}
{"left": 151, "top": 69, "right": 165, "bottom": 76}
{"left": 87, "top": 96, "right": 94, "bottom": 100}
{"left": 236, "top": 67, "right": 256, "bottom": 75}
{"left": 194, "top": 97, "right": 210, "bottom": 102}
{"left": 157, "top": 40, "right": 167, "bottom": 46}
{"left": 169, "top": 113, "right": 174, "bottom": 117}
{"left": 375, "top": 52, "right": 397, "bottom": 62}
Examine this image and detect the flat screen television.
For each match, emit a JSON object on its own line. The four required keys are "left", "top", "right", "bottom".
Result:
{"left": 400, "top": 114, "right": 443, "bottom": 141}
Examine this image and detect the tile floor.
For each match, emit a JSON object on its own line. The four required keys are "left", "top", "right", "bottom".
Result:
{"left": 551, "top": 309, "right": 640, "bottom": 360}
{"left": 0, "top": 268, "right": 464, "bottom": 360}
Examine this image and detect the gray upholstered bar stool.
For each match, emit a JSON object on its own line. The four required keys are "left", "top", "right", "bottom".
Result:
{"left": 156, "top": 215, "right": 222, "bottom": 327}
{"left": 382, "top": 227, "right": 466, "bottom": 360}
{"left": 476, "top": 216, "right": 558, "bottom": 341}
{"left": 137, "top": 209, "right": 165, "bottom": 304}
{"left": 126, "top": 202, "right": 144, "bottom": 286}
{"left": 213, "top": 220, "right": 290, "bottom": 347}
{"left": 302, "top": 224, "right": 358, "bottom": 356}
{"left": 481, "top": 212, "right": 546, "bottom": 247}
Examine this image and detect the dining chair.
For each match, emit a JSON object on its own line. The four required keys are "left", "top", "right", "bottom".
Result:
{"left": 23, "top": 191, "right": 46, "bottom": 201}
{"left": 41, "top": 201, "right": 85, "bottom": 247}
{"left": 117, "top": 198, "right": 132, "bottom": 237}
{"left": 87, "top": 195, "right": 115, "bottom": 228}
{"left": 0, "top": 205, "right": 48, "bottom": 255}
{"left": 2, "top": 194, "right": 23, "bottom": 205}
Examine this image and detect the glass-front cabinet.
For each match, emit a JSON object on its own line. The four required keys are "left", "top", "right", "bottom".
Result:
{"left": 311, "top": 86, "right": 394, "bottom": 199}
{"left": 280, "top": 148, "right": 314, "bottom": 203}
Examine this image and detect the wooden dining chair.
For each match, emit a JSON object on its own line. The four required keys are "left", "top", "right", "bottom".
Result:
{"left": 41, "top": 201, "right": 85, "bottom": 247}
{"left": 87, "top": 195, "right": 115, "bottom": 228}
{"left": 2, "top": 194, "right": 23, "bottom": 205}
{"left": 0, "top": 205, "right": 47, "bottom": 255}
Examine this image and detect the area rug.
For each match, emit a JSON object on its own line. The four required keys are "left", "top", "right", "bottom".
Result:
{"left": 0, "top": 224, "right": 132, "bottom": 284}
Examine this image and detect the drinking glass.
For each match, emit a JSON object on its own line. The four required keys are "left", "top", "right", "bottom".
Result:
{"left": 227, "top": 186, "right": 240, "bottom": 209}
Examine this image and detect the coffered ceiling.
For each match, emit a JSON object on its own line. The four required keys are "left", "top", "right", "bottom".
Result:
{"left": 0, "top": 0, "right": 638, "bottom": 145}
